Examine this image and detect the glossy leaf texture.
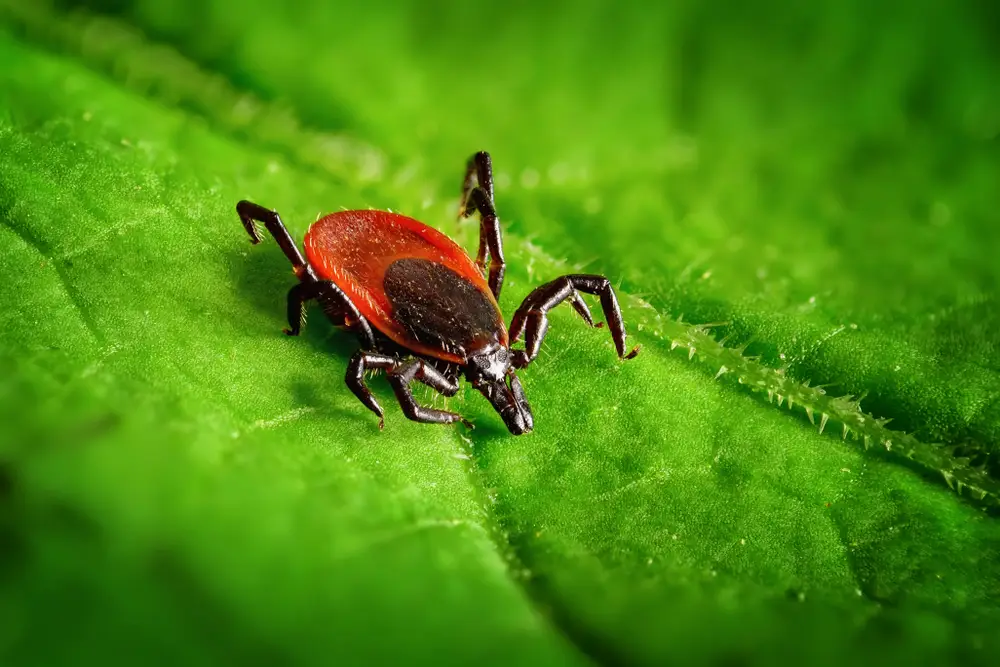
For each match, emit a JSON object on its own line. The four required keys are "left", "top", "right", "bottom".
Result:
{"left": 1, "top": 1, "right": 999, "bottom": 666}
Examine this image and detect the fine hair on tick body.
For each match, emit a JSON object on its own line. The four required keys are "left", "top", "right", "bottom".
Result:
{"left": 237, "top": 151, "right": 639, "bottom": 435}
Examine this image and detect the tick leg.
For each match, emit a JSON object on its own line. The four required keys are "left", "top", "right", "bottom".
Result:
{"left": 509, "top": 275, "right": 641, "bottom": 369}
{"left": 387, "top": 358, "right": 471, "bottom": 428}
{"left": 345, "top": 352, "right": 396, "bottom": 428}
{"left": 346, "top": 352, "right": 470, "bottom": 430}
{"left": 237, "top": 200, "right": 315, "bottom": 282}
{"left": 238, "top": 200, "right": 377, "bottom": 349}
{"left": 458, "top": 151, "right": 505, "bottom": 300}
{"left": 285, "top": 281, "right": 376, "bottom": 349}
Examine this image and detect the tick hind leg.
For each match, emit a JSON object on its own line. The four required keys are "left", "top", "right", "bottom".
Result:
{"left": 285, "top": 281, "right": 376, "bottom": 349}
{"left": 458, "top": 151, "right": 505, "bottom": 300}
{"left": 509, "top": 275, "right": 641, "bottom": 369}
{"left": 346, "top": 352, "right": 472, "bottom": 430}
{"left": 238, "top": 200, "right": 376, "bottom": 349}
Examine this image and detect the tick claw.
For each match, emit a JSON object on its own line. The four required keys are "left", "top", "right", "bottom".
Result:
{"left": 378, "top": 417, "right": 385, "bottom": 430}
{"left": 594, "top": 321, "right": 605, "bottom": 329}
{"left": 624, "top": 345, "right": 641, "bottom": 360}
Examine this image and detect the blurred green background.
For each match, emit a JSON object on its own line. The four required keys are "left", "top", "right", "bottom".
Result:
{"left": 1, "top": 0, "right": 999, "bottom": 665}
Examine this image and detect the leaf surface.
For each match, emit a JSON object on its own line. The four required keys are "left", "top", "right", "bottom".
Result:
{"left": 1, "top": 1, "right": 999, "bottom": 665}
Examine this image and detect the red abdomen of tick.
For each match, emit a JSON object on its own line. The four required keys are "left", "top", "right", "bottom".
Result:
{"left": 303, "top": 210, "right": 508, "bottom": 364}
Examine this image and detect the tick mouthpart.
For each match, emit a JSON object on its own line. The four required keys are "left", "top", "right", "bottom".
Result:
{"left": 501, "top": 403, "right": 534, "bottom": 435}
{"left": 477, "top": 373, "right": 533, "bottom": 435}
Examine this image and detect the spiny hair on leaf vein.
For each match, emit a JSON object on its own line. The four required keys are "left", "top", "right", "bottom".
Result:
{"left": 237, "top": 151, "right": 640, "bottom": 435}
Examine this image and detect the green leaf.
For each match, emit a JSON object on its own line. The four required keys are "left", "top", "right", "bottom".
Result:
{"left": 1, "top": 1, "right": 999, "bottom": 666}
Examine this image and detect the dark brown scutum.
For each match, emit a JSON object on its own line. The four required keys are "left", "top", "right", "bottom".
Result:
{"left": 383, "top": 258, "right": 503, "bottom": 358}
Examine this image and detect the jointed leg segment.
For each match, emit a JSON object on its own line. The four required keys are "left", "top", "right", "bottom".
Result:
{"left": 238, "top": 200, "right": 376, "bottom": 349}
{"left": 459, "top": 152, "right": 506, "bottom": 300}
{"left": 509, "top": 274, "right": 641, "bottom": 368}
{"left": 346, "top": 352, "right": 470, "bottom": 430}
{"left": 237, "top": 200, "right": 313, "bottom": 282}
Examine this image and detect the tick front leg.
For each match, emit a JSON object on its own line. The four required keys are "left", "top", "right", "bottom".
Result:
{"left": 509, "top": 275, "right": 641, "bottom": 369}
{"left": 237, "top": 200, "right": 315, "bottom": 282}
{"left": 285, "top": 280, "right": 376, "bottom": 349}
{"left": 388, "top": 358, "right": 472, "bottom": 428}
{"left": 345, "top": 352, "right": 470, "bottom": 430}
{"left": 458, "top": 151, "right": 505, "bottom": 300}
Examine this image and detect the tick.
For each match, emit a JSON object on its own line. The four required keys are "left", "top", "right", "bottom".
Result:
{"left": 237, "top": 151, "right": 639, "bottom": 434}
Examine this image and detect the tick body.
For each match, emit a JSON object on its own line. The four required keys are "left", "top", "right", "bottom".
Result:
{"left": 237, "top": 151, "right": 639, "bottom": 435}
{"left": 305, "top": 209, "right": 506, "bottom": 363}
